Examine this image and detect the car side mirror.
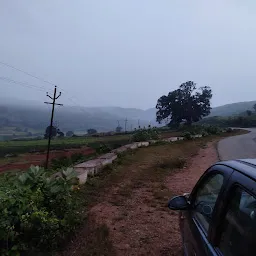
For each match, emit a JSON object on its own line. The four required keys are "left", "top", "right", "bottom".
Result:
{"left": 168, "top": 195, "right": 190, "bottom": 210}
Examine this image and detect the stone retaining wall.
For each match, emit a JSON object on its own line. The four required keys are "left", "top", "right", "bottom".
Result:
{"left": 73, "top": 135, "right": 205, "bottom": 184}
{"left": 73, "top": 136, "right": 206, "bottom": 184}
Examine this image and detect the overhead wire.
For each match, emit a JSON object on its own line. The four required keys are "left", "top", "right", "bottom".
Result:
{"left": 0, "top": 61, "right": 56, "bottom": 89}
{"left": 0, "top": 60, "right": 89, "bottom": 114}
{"left": 0, "top": 76, "right": 46, "bottom": 92}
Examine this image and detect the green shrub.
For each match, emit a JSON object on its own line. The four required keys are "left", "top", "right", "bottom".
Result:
{"left": 204, "top": 125, "right": 222, "bottom": 135}
{"left": 178, "top": 124, "right": 204, "bottom": 135}
{"left": 201, "top": 131, "right": 209, "bottom": 137}
{"left": 132, "top": 128, "right": 160, "bottom": 142}
{"left": 226, "top": 127, "right": 233, "bottom": 133}
{"left": 51, "top": 156, "right": 72, "bottom": 170}
{"left": 182, "top": 131, "right": 192, "bottom": 140}
{"left": 0, "top": 166, "right": 80, "bottom": 255}
{"left": 70, "top": 152, "right": 86, "bottom": 163}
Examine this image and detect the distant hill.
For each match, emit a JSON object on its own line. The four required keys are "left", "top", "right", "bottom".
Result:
{"left": 0, "top": 98, "right": 158, "bottom": 136}
{"left": 1, "top": 97, "right": 256, "bottom": 139}
{"left": 208, "top": 101, "right": 256, "bottom": 117}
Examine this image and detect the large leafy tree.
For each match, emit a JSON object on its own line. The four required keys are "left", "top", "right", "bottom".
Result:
{"left": 156, "top": 81, "right": 212, "bottom": 125}
{"left": 44, "top": 126, "right": 57, "bottom": 139}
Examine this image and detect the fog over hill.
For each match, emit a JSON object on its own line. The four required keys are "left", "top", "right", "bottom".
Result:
{"left": 1, "top": 97, "right": 256, "bottom": 134}
{"left": 0, "top": 97, "right": 157, "bottom": 132}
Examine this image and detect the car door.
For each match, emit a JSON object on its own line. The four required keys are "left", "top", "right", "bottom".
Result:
{"left": 212, "top": 171, "right": 256, "bottom": 256}
{"left": 181, "top": 165, "right": 234, "bottom": 256}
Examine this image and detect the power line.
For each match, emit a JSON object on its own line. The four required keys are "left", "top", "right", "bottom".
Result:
{"left": 0, "top": 76, "right": 47, "bottom": 92}
{"left": 0, "top": 61, "right": 88, "bottom": 115}
{"left": 0, "top": 61, "right": 56, "bottom": 88}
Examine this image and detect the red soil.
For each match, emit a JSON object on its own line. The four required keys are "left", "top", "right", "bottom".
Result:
{"left": 0, "top": 147, "right": 95, "bottom": 173}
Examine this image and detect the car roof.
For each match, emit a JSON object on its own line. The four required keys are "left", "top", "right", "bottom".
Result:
{"left": 217, "top": 159, "right": 256, "bottom": 181}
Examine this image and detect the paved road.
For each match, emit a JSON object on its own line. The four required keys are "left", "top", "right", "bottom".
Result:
{"left": 218, "top": 128, "right": 256, "bottom": 160}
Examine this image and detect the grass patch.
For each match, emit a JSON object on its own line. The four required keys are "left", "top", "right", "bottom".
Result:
{"left": 155, "top": 157, "right": 186, "bottom": 169}
{"left": 60, "top": 129, "right": 246, "bottom": 255}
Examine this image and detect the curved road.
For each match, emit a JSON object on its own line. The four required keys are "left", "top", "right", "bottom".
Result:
{"left": 218, "top": 128, "right": 256, "bottom": 160}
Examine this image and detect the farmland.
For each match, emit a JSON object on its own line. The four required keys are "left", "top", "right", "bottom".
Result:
{"left": 0, "top": 134, "right": 131, "bottom": 156}
{"left": 0, "top": 130, "right": 181, "bottom": 156}
{"left": 0, "top": 130, "right": 181, "bottom": 172}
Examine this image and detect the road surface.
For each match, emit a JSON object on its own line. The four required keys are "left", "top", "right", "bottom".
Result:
{"left": 218, "top": 128, "right": 256, "bottom": 160}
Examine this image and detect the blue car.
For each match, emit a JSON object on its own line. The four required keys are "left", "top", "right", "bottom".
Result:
{"left": 168, "top": 159, "right": 256, "bottom": 256}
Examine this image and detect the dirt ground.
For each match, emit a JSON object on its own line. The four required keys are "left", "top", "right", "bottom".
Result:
{"left": 0, "top": 146, "right": 95, "bottom": 172}
{"left": 61, "top": 138, "right": 219, "bottom": 256}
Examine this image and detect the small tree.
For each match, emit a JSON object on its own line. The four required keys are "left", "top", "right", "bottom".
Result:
{"left": 253, "top": 104, "right": 256, "bottom": 112}
{"left": 66, "top": 131, "right": 74, "bottom": 137}
{"left": 246, "top": 110, "right": 252, "bottom": 116}
{"left": 44, "top": 126, "right": 57, "bottom": 139}
{"left": 116, "top": 126, "right": 123, "bottom": 133}
{"left": 87, "top": 129, "right": 97, "bottom": 135}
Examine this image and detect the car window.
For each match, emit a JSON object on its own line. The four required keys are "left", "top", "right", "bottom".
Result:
{"left": 193, "top": 173, "right": 224, "bottom": 232}
{"left": 218, "top": 187, "right": 256, "bottom": 256}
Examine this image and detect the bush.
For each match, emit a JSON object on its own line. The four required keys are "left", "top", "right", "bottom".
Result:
{"left": 204, "top": 125, "right": 222, "bottom": 135}
{"left": 178, "top": 124, "right": 204, "bottom": 135}
{"left": 0, "top": 166, "right": 80, "bottom": 255}
{"left": 182, "top": 131, "right": 192, "bottom": 140}
{"left": 201, "top": 130, "right": 209, "bottom": 137}
{"left": 132, "top": 128, "right": 160, "bottom": 142}
{"left": 51, "top": 156, "right": 72, "bottom": 169}
{"left": 226, "top": 127, "right": 233, "bottom": 133}
{"left": 70, "top": 152, "right": 85, "bottom": 163}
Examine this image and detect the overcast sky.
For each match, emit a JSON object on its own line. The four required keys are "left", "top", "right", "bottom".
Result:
{"left": 0, "top": 0, "right": 256, "bottom": 109}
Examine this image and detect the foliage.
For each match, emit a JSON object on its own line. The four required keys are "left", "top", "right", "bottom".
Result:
{"left": 200, "top": 114, "right": 256, "bottom": 128}
{"left": 226, "top": 127, "right": 233, "bottom": 133}
{"left": 246, "top": 110, "right": 252, "bottom": 116}
{"left": 132, "top": 128, "right": 160, "bottom": 142}
{"left": 156, "top": 81, "right": 212, "bottom": 125}
{"left": 182, "top": 131, "right": 192, "bottom": 140}
{"left": 204, "top": 125, "right": 222, "bottom": 135}
{"left": 57, "top": 131, "right": 65, "bottom": 137}
{"left": 180, "top": 124, "right": 222, "bottom": 138}
{"left": 66, "top": 130, "right": 74, "bottom": 137}
{"left": 51, "top": 153, "right": 91, "bottom": 170}
{"left": 115, "top": 126, "right": 123, "bottom": 133}
{"left": 95, "top": 143, "right": 112, "bottom": 154}
{"left": 87, "top": 129, "right": 97, "bottom": 135}
{"left": 254, "top": 104, "right": 256, "bottom": 112}
{"left": 0, "top": 134, "right": 131, "bottom": 157}
{"left": 44, "top": 126, "right": 57, "bottom": 139}
{"left": 51, "top": 156, "right": 72, "bottom": 169}
{"left": 0, "top": 166, "right": 80, "bottom": 255}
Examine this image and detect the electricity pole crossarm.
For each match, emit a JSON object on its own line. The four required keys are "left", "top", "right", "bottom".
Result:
{"left": 44, "top": 86, "right": 63, "bottom": 169}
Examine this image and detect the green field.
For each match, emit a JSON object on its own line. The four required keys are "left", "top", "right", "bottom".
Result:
{"left": 0, "top": 130, "right": 181, "bottom": 158}
{"left": 0, "top": 134, "right": 132, "bottom": 157}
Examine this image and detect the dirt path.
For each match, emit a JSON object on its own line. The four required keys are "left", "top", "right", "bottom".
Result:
{"left": 62, "top": 139, "right": 219, "bottom": 256}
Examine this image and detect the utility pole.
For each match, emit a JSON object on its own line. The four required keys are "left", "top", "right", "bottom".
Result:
{"left": 44, "top": 86, "right": 63, "bottom": 169}
{"left": 138, "top": 119, "right": 140, "bottom": 128}
{"left": 124, "top": 118, "right": 128, "bottom": 132}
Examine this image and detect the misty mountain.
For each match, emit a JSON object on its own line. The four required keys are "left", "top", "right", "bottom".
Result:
{"left": 1, "top": 97, "right": 256, "bottom": 135}
{"left": 0, "top": 98, "right": 158, "bottom": 133}
{"left": 208, "top": 101, "right": 256, "bottom": 117}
